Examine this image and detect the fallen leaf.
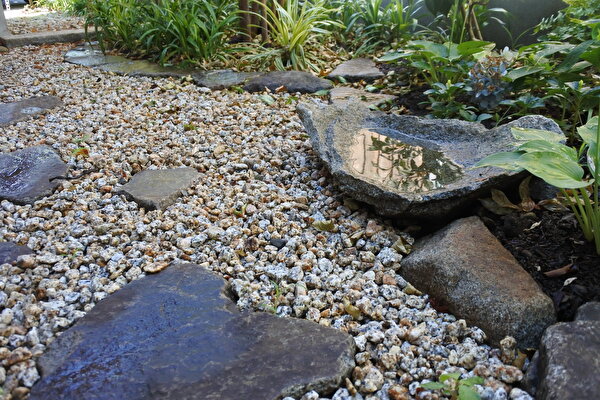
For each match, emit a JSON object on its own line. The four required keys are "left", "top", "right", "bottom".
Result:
{"left": 312, "top": 220, "right": 335, "bottom": 232}
{"left": 524, "top": 221, "right": 542, "bottom": 231}
{"left": 257, "top": 94, "right": 275, "bottom": 105}
{"left": 563, "top": 277, "right": 577, "bottom": 286}
{"left": 544, "top": 263, "right": 574, "bottom": 277}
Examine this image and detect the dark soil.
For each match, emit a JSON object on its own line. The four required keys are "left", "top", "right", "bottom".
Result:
{"left": 479, "top": 207, "right": 600, "bottom": 322}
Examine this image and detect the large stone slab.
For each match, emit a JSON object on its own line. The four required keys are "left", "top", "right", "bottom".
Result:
{"left": 401, "top": 216, "right": 555, "bottom": 348}
{"left": 116, "top": 168, "right": 201, "bottom": 210}
{"left": 29, "top": 263, "right": 355, "bottom": 400}
{"left": 0, "top": 242, "right": 33, "bottom": 265}
{"left": 0, "top": 96, "right": 63, "bottom": 126}
{"left": 244, "top": 71, "right": 333, "bottom": 93}
{"left": 328, "top": 58, "right": 384, "bottom": 82}
{"left": 0, "top": 29, "right": 88, "bottom": 49}
{"left": 524, "top": 302, "right": 600, "bottom": 399}
{"left": 0, "top": 146, "right": 69, "bottom": 205}
{"left": 296, "top": 101, "right": 561, "bottom": 222}
{"left": 193, "top": 70, "right": 263, "bottom": 90}
{"left": 330, "top": 87, "right": 397, "bottom": 108}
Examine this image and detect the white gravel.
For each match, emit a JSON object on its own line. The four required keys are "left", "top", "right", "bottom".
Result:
{"left": 4, "top": 6, "right": 83, "bottom": 35}
{"left": 0, "top": 43, "right": 533, "bottom": 400}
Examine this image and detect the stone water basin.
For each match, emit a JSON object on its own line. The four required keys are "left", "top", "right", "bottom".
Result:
{"left": 297, "top": 101, "right": 562, "bottom": 222}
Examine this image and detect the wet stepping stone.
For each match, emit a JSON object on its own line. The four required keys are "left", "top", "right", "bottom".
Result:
{"left": 0, "top": 146, "right": 68, "bottom": 205}
{"left": 328, "top": 58, "right": 384, "bottom": 83}
{"left": 29, "top": 263, "right": 355, "bottom": 400}
{"left": 0, "top": 96, "right": 63, "bottom": 126}
{"left": 330, "top": 87, "right": 397, "bottom": 108}
{"left": 244, "top": 71, "right": 333, "bottom": 94}
{"left": 297, "top": 101, "right": 562, "bottom": 222}
{"left": 116, "top": 168, "right": 200, "bottom": 210}
{"left": 192, "top": 69, "right": 264, "bottom": 90}
{"left": 0, "top": 242, "right": 33, "bottom": 265}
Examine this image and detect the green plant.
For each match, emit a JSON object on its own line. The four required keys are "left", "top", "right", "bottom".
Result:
{"left": 536, "top": 0, "right": 600, "bottom": 44}
{"left": 33, "top": 0, "right": 86, "bottom": 14}
{"left": 421, "top": 372, "right": 484, "bottom": 400}
{"left": 243, "top": 0, "right": 341, "bottom": 71}
{"left": 475, "top": 116, "right": 600, "bottom": 254}
{"left": 424, "top": 80, "right": 489, "bottom": 121}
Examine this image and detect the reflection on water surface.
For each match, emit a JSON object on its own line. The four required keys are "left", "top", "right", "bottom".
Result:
{"left": 347, "top": 129, "right": 463, "bottom": 193}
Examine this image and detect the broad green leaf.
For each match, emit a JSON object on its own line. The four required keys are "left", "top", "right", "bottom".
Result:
{"left": 512, "top": 127, "right": 565, "bottom": 143}
{"left": 555, "top": 40, "right": 595, "bottom": 73}
{"left": 460, "top": 376, "right": 485, "bottom": 387}
{"left": 582, "top": 46, "right": 600, "bottom": 68}
{"left": 456, "top": 41, "right": 494, "bottom": 57}
{"left": 440, "top": 373, "right": 461, "bottom": 382}
{"left": 518, "top": 152, "right": 589, "bottom": 189}
{"left": 577, "top": 116, "right": 599, "bottom": 147}
{"left": 379, "top": 51, "right": 408, "bottom": 62}
{"left": 517, "top": 140, "right": 578, "bottom": 161}
{"left": 474, "top": 151, "right": 524, "bottom": 171}
{"left": 458, "top": 385, "right": 482, "bottom": 400}
{"left": 505, "top": 66, "right": 544, "bottom": 81}
{"left": 421, "top": 382, "right": 447, "bottom": 390}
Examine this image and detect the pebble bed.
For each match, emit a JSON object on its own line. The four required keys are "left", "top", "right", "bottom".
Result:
{"left": 4, "top": 7, "right": 83, "bottom": 35}
{"left": 0, "top": 44, "right": 533, "bottom": 400}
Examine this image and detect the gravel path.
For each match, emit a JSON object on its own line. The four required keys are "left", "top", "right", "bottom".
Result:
{"left": 0, "top": 44, "right": 532, "bottom": 400}
{"left": 4, "top": 7, "right": 83, "bottom": 35}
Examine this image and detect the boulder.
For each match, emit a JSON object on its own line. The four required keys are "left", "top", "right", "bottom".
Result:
{"left": 296, "top": 101, "right": 561, "bottom": 222}
{"left": 330, "top": 87, "right": 397, "bottom": 108}
{"left": 116, "top": 168, "right": 201, "bottom": 210}
{"left": 0, "top": 96, "right": 63, "bottom": 126}
{"left": 328, "top": 58, "right": 384, "bottom": 82}
{"left": 0, "top": 146, "right": 69, "bottom": 204}
{"left": 0, "top": 242, "right": 33, "bottom": 265}
{"left": 29, "top": 263, "right": 355, "bottom": 400}
{"left": 244, "top": 71, "right": 333, "bottom": 93}
{"left": 401, "top": 216, "right": 555, "bottom": 348}
{"left": 523, "top": 302, "right": 600, "bottom": 399}
{"left": 193, "top": 70, "right": 263, "bottom": 90}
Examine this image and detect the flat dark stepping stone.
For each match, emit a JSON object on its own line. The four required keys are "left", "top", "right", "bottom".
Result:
{"left": 192, "top": 70, "right": 263, "bottom": 90}
{"left": 0, "top": 96, "right": 63, "bottom": 126}
{"left": 116, "top": 168, "right": 200, "bottom": 210}
{"left": 0, "top": 146, "right": 68, "bottom": 205}
{"left": 0, "top": 242, "right": 33, "bottom": 265}
{"left": 64, "top": 46, "right": 126, "bottom": 67}
{"left": 244, "top": 71, "right": 333, "bottom": 93}
{"left": 29, "top": 264, "right": 355, "bottom": 400}
{"left": 328, "top": 58, "right": 384, "bottom": 83}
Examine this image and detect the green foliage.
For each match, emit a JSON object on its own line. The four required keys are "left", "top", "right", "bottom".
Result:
{"left": 243, "top": 0, "right": 341, "bottom": 71}
{"left": 421, "top": 373, "right": 484, "bottom": 400}
{"left": 475, "top": 116, "right": 600, "bottom": 254}
{"left": 83, "top": 0, "right": 239, "bottom": 65}
{"left": 33, "top": 0, "right": 86, "bottom": 15}
{"left": 536, "top": 0, "right": 600, "bottom": 44}
{"left": 424, "top": 80, "right": 489, "bottom": 121}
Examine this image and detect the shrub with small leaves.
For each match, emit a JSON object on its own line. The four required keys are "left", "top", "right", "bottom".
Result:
{"left": 468, "top": 55, "right": 509, "bottom": 110}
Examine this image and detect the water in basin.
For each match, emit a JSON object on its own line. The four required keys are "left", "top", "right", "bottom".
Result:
{"left": 347, "top": 128, "right": 463, "bottom": 193}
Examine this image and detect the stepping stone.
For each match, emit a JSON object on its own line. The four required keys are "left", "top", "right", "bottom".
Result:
{"left": 297, "top": 100, "right": 562, "bottom": 222}
{"left": 0, "top": 146, "right": 69, "bottom": 205}
{"left": 193, "top": 70, "right": 264, "bottom": 90}
{"left": 524, "top": 302, "right": 600, "bottom": 399}
{"left": 29, "top": 263, "right": 355, "bottom": 400}
{"left": 328, "top": 58, "right": 384, "bottom": 83}
{"left": 0, "top": 242, "right": 33, "bottom": 265}
{"left": 401, "top": 216, "right": 556, "bottom": 348}
{"left": 330, "top": 87, "right": 397, "bottom": 108}
{"left": 64, "top": 45, "right": 126, "bottom": 67}
{"left": 0, "top": 96, "right": 63, "bottom": 126}
{"left": 116, "top": 168, "right": 200, "bottom": 210}
{"left": 244, "top": 71, "right": 333, "bottom": 94}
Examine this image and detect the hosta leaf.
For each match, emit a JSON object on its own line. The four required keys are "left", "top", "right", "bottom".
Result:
{"left": 474, "top": 151, "right": 524, "bottom": 171}
{"left": 456, "top": 40, "right": 494, "bottom": 56}
{"left": 505, "top": 66, "right": 544, "bottom": 81}
{"left": 518, "top": 152, "right": 589, "bottom": 189}
{"left": 512, "top": 127, "right": 565, "bottom": 143}
{"left": 517, "top": 140, "right": 578, "bottom": 161}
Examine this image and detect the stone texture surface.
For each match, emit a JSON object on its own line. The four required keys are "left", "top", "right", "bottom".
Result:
{"left": 0, "top": 145, "right": 69, "bottom": 205}
{"left": 29, "top": 263, "right": 355, "bottom": 400}
{"left": 297, "top": 101, "right": 562, "bottom": 222}
{"left": 328, "top": 58, "right": 384, "bottom": 82}
{"left": 193, "top": 70, "right": 263, "bottom": 90}
{"left": 401, "top": 216, "right": 555, "bottom": 348}
{"left": 0, "top": 242, "right": 33, "bottom": 265}
{"left": 117, "top": 168, "right": 200, "bottom": 210}
{"left": 0, "top": 96, "right": 63, "bottom": 126}
{"left": 0, "top": 29, "right": 87, "bottom": 48}
{"left": 330, "top": 87, "right": 397, "bottom": 108}
{"left": 524, "top": 303, "right": 600, "bottom": 400}
{"left": 244, "top": 71, "right": 333, "bottom": 93}
{"left": 64, "top": 46, "right": 126, "bottom": 67}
